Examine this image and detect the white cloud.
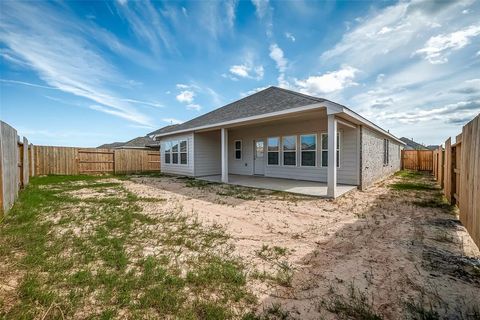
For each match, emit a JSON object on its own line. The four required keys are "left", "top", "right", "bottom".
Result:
{"left": 176, "top": 90, "right": 195, "bottom": 103}
{"left": 251, "top": 0, "right": 269, "bottom": 19}
{"left": 114, "top": 0, "right": 174, "bottom": 54}
{"left": 0, "top": 1, "right": 152, "bottom": 126}
{"left": 285, "top": 32, "right": 296, "bottom": 42}
{"left": 269, "top": 44, "right": 287, "bottom": 72}
{"left": 229, "top": 64, "right": 264, "bottom": 80}
{"left": 269, "top": 43, "right": 289, "bottom": 87}
{"left": 176, "top": 84, "right": 190, "bottom": 89}
{"left": 162, "top": 118, "right": 184, "bottom": 124}
{"left": 186, "top": 103, "right": 201, "bottom": 111}
{"left": 295, "top": 66, "right": 358, "bottom": 95}
{"left": 415, "top": 24, "right": 480, "bottom": 64}
{"left": 241, "top": 86, "right": 269, "bottom": 97}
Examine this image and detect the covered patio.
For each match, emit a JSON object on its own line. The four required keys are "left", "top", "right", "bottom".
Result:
{"left": 198, "top": 174, "right": 357, "bottom": 197}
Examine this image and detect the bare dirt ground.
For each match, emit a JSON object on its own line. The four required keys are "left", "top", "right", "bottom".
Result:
{"left": 125, "top": 173, "right": 480, "bottom": 319}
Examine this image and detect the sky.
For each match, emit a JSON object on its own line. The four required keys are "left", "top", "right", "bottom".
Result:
{"left": 1, "top": 0, "right": 479, "bottom": 147}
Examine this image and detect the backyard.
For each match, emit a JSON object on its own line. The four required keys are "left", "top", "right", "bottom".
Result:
{"left": 0, "top": 171, "right": 479, "bottom": 319}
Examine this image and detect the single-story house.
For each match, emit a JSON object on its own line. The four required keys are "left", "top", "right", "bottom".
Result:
{"left": 399, "top": 137, "right": 429, "bottom": 150}
{"left": 149, "top": 87, "right": 405, "bottom": 198}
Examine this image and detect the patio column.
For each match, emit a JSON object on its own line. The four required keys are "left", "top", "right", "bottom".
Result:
{"left": 327, "top": 114, "right": 337, "bottom": 198}
{"left": 221, "top": 128, "right": 229, "bottom": 183}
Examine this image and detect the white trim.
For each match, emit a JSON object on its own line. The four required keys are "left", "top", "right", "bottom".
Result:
{"left": 221, "top": 128, "right": 228, "bottom": 183}
{"left": 282, "top": 135, "right": 297, "bottom": 167}
{"left": 300, "top": 133, "right": 317, "bottom": 167}
{"left": 266, "top": 136, "right": 280, "bottom": 166}
{"left": 327, "top": 114, "right": 337, "bottom": 198}
{"left": 234, "top": 139, "right": 242, "bottom": 160}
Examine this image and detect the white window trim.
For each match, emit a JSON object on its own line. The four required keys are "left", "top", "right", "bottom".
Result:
{"left": 282, "top": 135, "right": 297, "bottom": 167}
{"left": 164, "top": 141, "right": 171, "bottom": 164}
{"left": 234, "top": 140, "right": 242, "bottom": 160}
{"left": 300, "top": 133, "right": 317, "bottom": 167}
{"left": 266, "top": 137, "right": 280, "bottom": 166}
{"left": 179, "top": 140, "right": 188, "bottom": 165}
{"left": 165, "top": 139, "right": 188, "bottom": 166}
{"left": 320, "top": 132, "right": 341, "bottom": 168}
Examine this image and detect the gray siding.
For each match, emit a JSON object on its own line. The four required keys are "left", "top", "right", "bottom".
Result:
{"left": 227, "top": 117, "right": 359, "bottom": 185}
{"left": 194, "top": 130, "right": 221, "bottom": 177}
{"left": 360, "top": 126, "right": 402, "bottom": 189}
{"left": 160, "top": 133, "right": 194, "bottom": 176}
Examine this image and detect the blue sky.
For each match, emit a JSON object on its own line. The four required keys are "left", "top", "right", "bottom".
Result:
{"left": 1, "top": 0, "right": 479, "bottom": 147}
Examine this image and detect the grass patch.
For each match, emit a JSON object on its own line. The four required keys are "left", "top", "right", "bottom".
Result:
{"left": 0, "top": 174, "right": 255, "bottom": 319}
{"left": 321, "top": 284, "right": 382, "bottom": 320}
{"left": 390, "top": 182, "right": 436, "bottom": 191}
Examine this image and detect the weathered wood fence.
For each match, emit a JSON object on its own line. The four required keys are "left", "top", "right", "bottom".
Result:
{"left": 0, "top": 121, "right": 34, "bottom": 214}
{"left": 401, "top": 149, "right": 434, "bottom": 171}
{"left": 34, "top": 146, "right": 160, "bottom": 175}
{"left": 1, "top": 120, "right": 160, "bottom": 216}
{"left": 432, "top": 114, "right": 480, "bottom": 248}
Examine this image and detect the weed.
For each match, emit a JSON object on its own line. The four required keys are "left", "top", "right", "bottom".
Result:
{"left": 321, "top": 284, "right": 382, "bottom": 320}
{"left": 0, "top": 174, "right": 255, "bottom": 318}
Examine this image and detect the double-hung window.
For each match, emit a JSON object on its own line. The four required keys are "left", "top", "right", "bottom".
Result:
{"left": 321, "top": 132, "right": 340, "bottom": 167}
{"left": 172, "top": 141, "right": 179, "bottom": 164}
{"left": 164, "top": 141, "right": 172, "bottom": 164}
{"left": 234, "top": 140, "right": 242, "bottom": 160}
{"left": 301, "top": 134, "right": 316, "bottom": 166}
{"left": 282, "top": 135, "right": 297, "bottom": 166}
{"left": 383, "top": 139, "right": 389, "bottom": 166}
{"left": 180, "top": 140, "right": 187, "bottom": 164}
{"left": 267, "top": 137, "right": 280, "bottom": 165}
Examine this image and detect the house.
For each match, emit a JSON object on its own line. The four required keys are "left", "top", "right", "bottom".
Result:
{"left": 149, "top": 87, "right": 405, "bottom": 198}
{"left": 399, "top": 137, "right": 429, "bottom": 150}
{"left": 98, "top": 136, "right": 160, "bottom": 150}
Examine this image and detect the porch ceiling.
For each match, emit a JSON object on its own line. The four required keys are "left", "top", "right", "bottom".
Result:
{"left": 197, "top": 174, "right": 357, "bottom": 198}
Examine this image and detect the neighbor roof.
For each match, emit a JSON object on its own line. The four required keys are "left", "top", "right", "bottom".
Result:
{"left": 121, "top": 136, "right": 159, "bottom": 148}
{"left": 98, "top": 141, "right": 124, "bottom": 149}
{"left": 148, "top": 87, "right": 324, "bottom": 136}
{"left": 400, "top": 137, "right": 428, "bottom": 150}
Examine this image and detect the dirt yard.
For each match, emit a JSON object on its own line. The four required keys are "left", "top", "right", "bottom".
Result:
{"left": 1, "top": 171, "right": 479, "bottom": 319}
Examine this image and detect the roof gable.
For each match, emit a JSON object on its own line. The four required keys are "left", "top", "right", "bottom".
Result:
{"left": 149, "top": 86, "right": 323, "bottom": 136}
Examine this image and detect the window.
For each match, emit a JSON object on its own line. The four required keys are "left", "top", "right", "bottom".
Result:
{"left": 165, "top": 139, "right": 188, "bottom": 165}
{"left": 301, "top": 134, "right": 316, "bottom": 166}
{"left": 180, "top": 140, "right": 187, "bottom": 164}
{"left": 383, "top": 139, "right": 389, "bottom": 165}
{"left": 267, "top": 137, "right": 280, "bottom": 165}
{"left": 164, "top": 141, "right": 171, "bottom": 164}
{"left": 234, "top": 140, "right": 242, "bottom": 160}
{"left": 321, "top": 132, "right": 340, "bottom": 167}
{"left": 282, "top": 135, "right": 297, "bottom": 166}
{"left": 172, "top": 141, "right": 179, "bottom": 164}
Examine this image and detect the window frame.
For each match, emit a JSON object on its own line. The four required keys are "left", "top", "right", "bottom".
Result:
{"left": 267, "top": 137, "right": 280, "bottom": 166}
{"left": 164, "top": 141, "right": 172, "bottom": 164}
{"left": 383, "top": 139, "right": 390, "bottom": 166}
{"left": 165, "top": 139, "right": 188, "bottom": 166}
{"left": 320, "top": 132, "right": 341, "bottom": 168}
{"left": 180, "top": 140, "right": 188, "bottom": 165}
{"left": 282, "top": 135, "right": 297, "bottom": 167}
{"left": 234, "top": 140, "right": 242, "bottom": 160}
{"left": 300, "top": 134, "right": 317, "bottom": 167}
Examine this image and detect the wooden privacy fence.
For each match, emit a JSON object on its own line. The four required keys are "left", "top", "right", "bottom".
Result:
{"left": 35, "top": 146, "right": 160, "bottom": 175}
{"left": 1, "top": 120, "right": 161, "bottom": 216}
{"left": 401, "top": 149, "right": 434, "bottom": 171}
{"left": 0, "top": 121, "right": 34, "bottom": 214}
{"left": 432, "top": 114, "right": 480, "bottom": 248}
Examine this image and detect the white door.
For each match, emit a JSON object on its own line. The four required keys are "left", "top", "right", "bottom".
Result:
{"left": 254, "top": 139, "right": 265, "bottom": 175}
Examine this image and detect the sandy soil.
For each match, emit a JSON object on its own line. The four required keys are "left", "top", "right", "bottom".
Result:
{"left": 124, "top": 175, "right": 480, "bottom": 319}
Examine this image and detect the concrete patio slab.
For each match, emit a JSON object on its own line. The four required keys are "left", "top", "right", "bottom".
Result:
{"left": 198, "top": 174, "right": 357, "bottom": 197}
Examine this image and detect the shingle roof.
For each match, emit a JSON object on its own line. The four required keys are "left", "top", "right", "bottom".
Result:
{"left": 148, "top": 124, "right": 180, "bottom": 137}
{"left": 149, "top": 86, "right": 324, "bottom": 136}
{"left": 400, "top": 137, "right": 428, "bottom": 150}
{"left": 122, "top": 136, "right": 158, "bottom": 148}
{"left": 98, "top": 142, "right": 125, "bottom": 149}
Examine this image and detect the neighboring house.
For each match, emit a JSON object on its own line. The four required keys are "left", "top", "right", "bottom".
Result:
{"left": 400, "top": 137, "right": 429, "bottom": 150}
{"left": 149, "top": 87, "right": 405, "bottom": 198}
{"left": 98, "top": 136, "right": 160, "bottom": 150}
{"left": 426, "top": 145, "right": 440, "bottom": 150}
